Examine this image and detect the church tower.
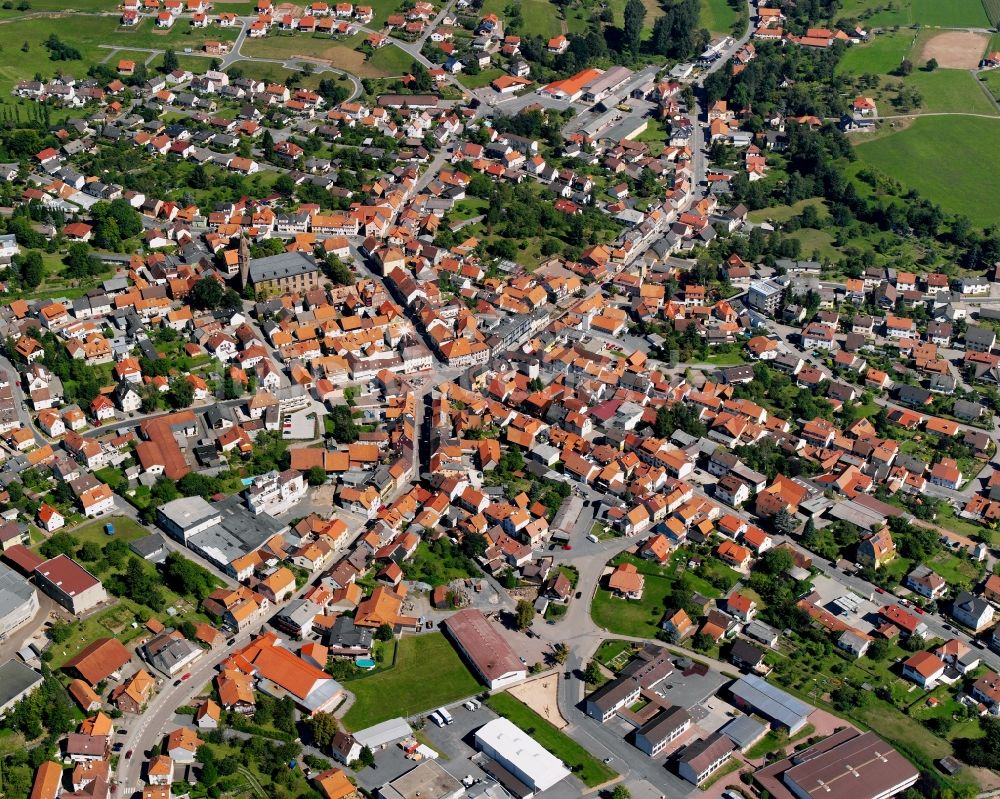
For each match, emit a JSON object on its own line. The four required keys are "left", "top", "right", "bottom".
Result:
{"left": 238, "top": 233, "right": 251, "bottom": 289}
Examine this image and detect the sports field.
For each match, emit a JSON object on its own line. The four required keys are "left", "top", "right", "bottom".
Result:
{"left": 853, "top": 115, "right": 1000, "bottom": 226}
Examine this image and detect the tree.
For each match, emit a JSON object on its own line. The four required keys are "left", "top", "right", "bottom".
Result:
{"left": 162, "top": 48, "right": 178, "bottom": 73}
{"left": 358, "top": 745, "right": 376, "bottom": 769}
{"left": 898, "top": 58, "right": 913, "bottom": 76}
{"left": 773, "top": 508, "right": 797, "bottom": 536}
{"left": 167, "top": 378, "right": 195, "bottom": 410}
{"left": 306, "top": 465, "right": 327, "bottom": 486}
{"left": 328, "top": 405, "right": 359, "bottom": 443}
{"left": 553, "top": 643, "right": 569, "bottom": 663}
{"left": 77, "top": 541, "right": 102, "bottom": 562}
{"left": 306, "top": 712, "right": 339, "bottom": 749}
{"left": 622, "top": 0, "right": 645, "bottom": 52}
{"left": 375, "top": 623, "right": 394, "bottom": 641}
{"left": 583, "top": 660, "right": 602, "bottom": 685}
{"left": 758, "top": 547, "right": 793, "bottom": 576}
{"left": 612, "top": 786, "right": 632, "bottom": 799}
{"left": 190, "top": 277, "right": 224, "bottom": 310}
{"left": 925, "top": 57, "right": 937, "bottom": 71}
{"left": 19, "top": 250, "right": 44, "bottom": 288}
{"left": 514, "top": 599, "right": 534, "bottom": 630}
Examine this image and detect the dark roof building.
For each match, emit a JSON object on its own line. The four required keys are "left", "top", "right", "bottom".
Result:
{"left": 677, "top": 732, "right": 736, "bottom": 784}
{"left": 755, "top": 729, "right": 918, "bottom": 799}
{"left": 634, "top": 705, "right": 691, "bottom": 756}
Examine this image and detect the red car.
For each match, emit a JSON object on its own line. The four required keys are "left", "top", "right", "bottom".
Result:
{"left": 562, "top": 544, "right": 572, "bottom": 550}
{"left": 125, "top": 750, "right": 133, "bottom": 760}
{"left": 913, "top": 606, "right": 925, "bottom": 615}
{"left": 181, "top": 672, "right": 192, "bottom": 681}
{"left": 875, "top": 587, "right": 885, "bottom": 594}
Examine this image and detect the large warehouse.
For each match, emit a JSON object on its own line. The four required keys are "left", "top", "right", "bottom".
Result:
{"left": 756, "top": 729, "right": 919, "bottom": 799}
{"left": 0, "top": 562, "right": 38, "bottom": 637}
{"left": 441, "top": 609, "right": 526, "bottom": 690}
{"left": 33, "top": 554, "right": 107, "bottom": 614}
{"left": 474, "top": 718, "right": 570, "bottom": 795}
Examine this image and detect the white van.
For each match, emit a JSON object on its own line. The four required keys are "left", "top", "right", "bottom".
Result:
{"left": 587, "top": 534, "right": 600, "bottom": 544}
{"left": 463, "top": 699, "right": 481, "bottom": 711}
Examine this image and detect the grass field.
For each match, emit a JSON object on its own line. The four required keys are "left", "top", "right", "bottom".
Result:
{"left": 980, "top": 69, "right": 1000, "bottom": 103}
{"left": 787, "top": 227, "right": 839, "bottom": 260}
{"left": 0, "top": 14, "right": 238, "bottom": 100}
{"left": 485, "top": 693, "right": 619, "bottom": 788}
{"left": 341, "top": 633, "right": 482, "bottom": 730}
{"left": 747, "top": 198, "right": 826, "bottom": 224}
{"left": 836, "top": 31, "right": 915, "bottom": 75}
{"left": 241, "top": 32, "right": 395, "bottom": 78}
{"left": 368, "top": 43, "right": 417, "bottom": 76}
{"left": 458, "top": 68, "right": 505, "bottom": 89}
{"left": 911, "top": 0, "right": 990, "bottom": 26}
{"left": 902, "top": 69, "right": 998, "bottom": 115}
{"left": 836, "top": 0, "right": 992, "bottom": 27}
{"left": 66, "top": 516, "right": 148, "bottom": 546}
{"left": 225, "top": 61, "right": 329, "bottom": 90}
{"left": 700, "top": 0, "right": 739, "bottom": 34}
{"left": 481, "top": 0, "right": 564, "bottom": 38}
{"left": 853, "top": 115, "right": 1000, "bottom": 226}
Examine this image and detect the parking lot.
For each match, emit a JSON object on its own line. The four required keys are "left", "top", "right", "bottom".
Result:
{"left": 353, "top": 702, "right": 583, "bottom": 799}
{"left": 653, "top": 663, "right": 728, "bottom": 711}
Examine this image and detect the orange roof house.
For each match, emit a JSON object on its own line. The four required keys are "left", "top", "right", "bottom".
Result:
{"left": 607, "top": 563, "right": 644, "bottom": 598}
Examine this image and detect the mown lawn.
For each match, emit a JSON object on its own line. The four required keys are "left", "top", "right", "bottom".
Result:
{"left": 911, "top": 0, "right": 990, "bottom": 26}
{"left": 367, "top": 43, "right": 417, "bottom": 76}
{"left": 486, "top": 693, "right": 619, "bottom": 788}
{"left": 699, "top": 0, "right": 739, "bottom": 34}
{"left": 458, "top": 68, "right": 506, "bottom": 89}
{"left": 65, "top": 515, "right": 148, "bottom": 546}
{"left": 853, "top": 115, "right": 1000, "bottom": 227}
{"left": 902, "top": 69, "right": 998, "bottom": 116}
{"left": 342, "top": 633, "right": 482, "bottom": 730}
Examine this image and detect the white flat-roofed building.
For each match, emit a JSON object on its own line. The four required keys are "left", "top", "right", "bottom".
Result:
{"left": 474, "top": 717, "right": 571, "bottom": 794}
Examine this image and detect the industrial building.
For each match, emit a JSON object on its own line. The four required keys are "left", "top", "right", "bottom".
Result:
{"left": 729, "top": 674, "right": 812, "bottom": 733}
{"left": 378, "top": 760, "right": 464, "bottom": 799}
{"left": 0, "top": 660, "right": 43, "bottom": 717}
{"left": 33, "top": 554, "right": 108, "bottom": 614}
{"left": 755, "top": 729, "right": 919, "bottom": 799}
{"left": 157, "top": 494, "right": 287, "bottom": 577}
{"left": 442, "top": 609, "right": 526, "bottom": 690}
{"left": 474, "top": 717, "right": 570, "bottom": 796}
{"left": 0, "top": 561, "right": 39, "bottom": 637}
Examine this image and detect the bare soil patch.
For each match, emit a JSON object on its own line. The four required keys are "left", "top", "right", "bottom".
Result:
{"left": 274, "top": 2, "right": 305, "bottom": 15}
{"left": 917, "top": 30, "right": 988, "bottom": 69}
{"left": 507, "top": 673, "right": 568, "bottom": 729}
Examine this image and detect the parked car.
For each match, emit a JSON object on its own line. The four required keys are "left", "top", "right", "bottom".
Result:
{"left": 125, "top": 751, "right": 133, "bottom": 760}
